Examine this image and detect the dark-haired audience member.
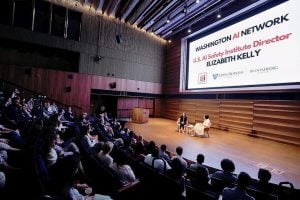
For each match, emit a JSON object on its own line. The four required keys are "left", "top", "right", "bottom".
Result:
{"left": 145, "top": 140, "right": 156, "bottom": 155}
{"left": 97, "top": 141, "right": 114, "bottom": 167}
{"left": 167, "top": 158, "right": 185, "bottom": 180}
{"left": 167, "top": 158, "right": 186, "bottom": 198}
{"left": 256, "top": 168, "right": 272, "bottom": 192}
{"left": 192, "top": 166, "right": 210, "bottom": 188}
{"left": 79, "top": 112, "right": 90, "bottom": 127}
{"left": 222, "top": 172, "right": 255, "bottom": 200}
{"left": 211, "top": 158, "right": 237, "bottom": 184}
{"left": 5, "top": 97, "right": 23, "bottom": 124}
{"left": 171, "top": 146, "right": 187, "bottom": 170}
{"left": 190, "top": 154, "right": 207, "bottom": 170}
{"left": 144, "top": 148, "right": 171, "bottom": 174}
{"left": 44, "top": 132, "right": 79, "bottom": 168}
{"left": 132, "top": 135, "right": 146, "bottom": 156}
{"left": 81, "top": 125, "right": 99, "bottom": 148}
{"left": 61, "top": 155, "right": 112, "bottom": 200}
{"left": 159, "top": 144, "right": 170, "bottom": 162}
{"left": 110, "top": 155, "right": 136, "bottom": 186}
{"left": 64, "top": 107, "right": 75, "bottom": 122}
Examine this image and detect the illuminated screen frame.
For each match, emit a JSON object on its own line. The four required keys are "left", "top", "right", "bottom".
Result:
{"left": 181, "top": 0, "right": 300, "bottom": 93}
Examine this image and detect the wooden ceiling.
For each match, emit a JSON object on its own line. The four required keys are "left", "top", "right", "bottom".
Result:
{"left": 54, "top": 0, "right": 264, "bottom": 39}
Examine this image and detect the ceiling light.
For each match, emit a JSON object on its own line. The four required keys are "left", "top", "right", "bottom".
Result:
{"left": 196, "top": 0, "right": 200, "bottom": 3}
{"left": 166, "top": 19, "right": 170, "bottom": 23}
{"left": 168, "top": 39, "right": 172, "bottom": 43}
{"left": 188, "top": 28, "right": 191, "bottom": 33}
{"left": 217, "top": 13, "right": 222, "bottom": 18}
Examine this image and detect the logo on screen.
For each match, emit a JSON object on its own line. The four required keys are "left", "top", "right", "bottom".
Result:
{"left": 198, "top": 73, "right": 207, "bottom": 84}
{"left": 250, "top": 66, "right": 278, "bottom": 73}
{"left": 213, "top": 74, "right": 218, "bottom": 80}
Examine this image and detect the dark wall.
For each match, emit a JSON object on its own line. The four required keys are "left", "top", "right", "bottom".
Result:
{"left": 0, "top": 0, "right": 166, "bottom": 83}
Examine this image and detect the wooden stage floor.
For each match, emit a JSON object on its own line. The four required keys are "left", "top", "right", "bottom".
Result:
{"left": 126, "top": 118, "right": 300, "bottom": 189}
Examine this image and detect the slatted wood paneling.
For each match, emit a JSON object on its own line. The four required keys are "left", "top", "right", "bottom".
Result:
{"left": 163, "top": 99, "right": 300, "bottom": 145}
{"left": 164, "top": 99, "right": 180, "bottom": 120}
{"left": 195, "top": 100, "right": 220, "bottom": 128}
{"left": 219, "top": 100, "right": 254, "bottom": 134}
{"left": 0, "top": 65, "right": 162, "bottom": 116}
{"left": 117, "top": 97, "right": 154, "bottom": 118}
{"left": 253, "top": 101, "right": 300, "bottom": 145}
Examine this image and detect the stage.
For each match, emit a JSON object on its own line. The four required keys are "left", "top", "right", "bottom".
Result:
{"left": 126, "top": 118, "right": 300, "bottom": 189}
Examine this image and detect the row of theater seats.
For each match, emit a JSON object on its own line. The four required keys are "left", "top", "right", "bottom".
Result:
{"left": 34, "top": 123, "right": 299, "bottom": 200}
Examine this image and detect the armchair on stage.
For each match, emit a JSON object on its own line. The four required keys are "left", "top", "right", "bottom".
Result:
{"left": 177, "top": 114, "right": 212, "bottom": 138}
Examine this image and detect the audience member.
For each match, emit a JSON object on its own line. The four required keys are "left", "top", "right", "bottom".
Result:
{"left": 159, "top": 144, "right": 170, "bottom": 162}
{"left": 189, "top": 154, "right": 206, "bottom": 170}
{"left": 171, "top": 146, "right": 187, "bottom": 170}
{"left": 110, "top": 154, "right": 136, "bottom": 186}
{"left": 256, "top": 168, "right": 272, "bottom": 192}
{"left": 97, "top": 141, "right": 114, "bottom": 167}
{"left": 144, "top": 148, "right": 171, "bottom": 174}
{"left": 222, "top": 172, "right": 255, "bottom": 200}
{"left": 211, "top": 158, "right": 237, "bottom": 184}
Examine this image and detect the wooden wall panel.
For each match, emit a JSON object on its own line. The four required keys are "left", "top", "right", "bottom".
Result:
{"left": 163, "top": 99, "right": 300, "bottom": 145}
{"left": 253, "top": 101, "right": 300, "bottom": 145}
{"left": 0, "top": 65, "right": 161, "bottom": 116}
{"left": 164, "top": 40, "right": 181, "bottom": 94}
{"left": 219, "top": 100, "right": 254, "bottom": 134}
{"left": 164, "top": 99, "right": 180, "bottom": 120}
{"left": 195, "top": 100, "right": 220, "bottom": 128}
{"left": 178, "top": 99, "right": 197, "bottom": 123}
{"left": 117, "top": 97, "right": 154, "bottom": 118}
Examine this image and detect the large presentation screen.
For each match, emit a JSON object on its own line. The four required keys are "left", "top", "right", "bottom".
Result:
{"left": 186, "top": 0, "right": 300, "bottom": 91}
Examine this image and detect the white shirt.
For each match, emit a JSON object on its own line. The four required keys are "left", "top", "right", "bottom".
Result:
{"left": 144, "top": 154, "right": 171, "bottom": 174}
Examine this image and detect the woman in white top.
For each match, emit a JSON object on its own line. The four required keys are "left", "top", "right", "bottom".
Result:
{"left": 193, "top": 114, "right": 211, "bottom": 137}
{"left": 110, "top": 154, "right": 136, "bottom": 186}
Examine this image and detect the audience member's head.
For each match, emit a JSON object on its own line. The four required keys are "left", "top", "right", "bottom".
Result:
{"left": 102, "top": 141, "right": 114, "bottom": 154}
{"left": 152, "top": 148, "right": 159, "bottom": 158}
{"left": 196, "top": 154, "right": 205, "bottom": 164}
{"left": 221, "top": 158, "right": 235, "bottom": 173}
{"left": 170, "top": 158, "right": 185, "bottom": 178}
{"left": 237, "top": 172, "right": 252, "bottom": 190}
{"left": 160, "top": 144, "right": 167, "bottom": 152}
{"left": 147, "top": 141, "right": 156, "bottom": 153}
{"left": 258, "top": 168, "right": 272, "bottom": 183}
{"left": 176, "top": 146, "right": 183, "bottom": 156}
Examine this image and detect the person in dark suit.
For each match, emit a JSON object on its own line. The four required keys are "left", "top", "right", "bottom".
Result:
{"left": 178, "top": 113, "right": 188, "bottom": 133}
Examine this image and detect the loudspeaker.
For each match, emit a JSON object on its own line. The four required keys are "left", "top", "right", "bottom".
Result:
{"left": 109, "top": 82, "right": 116, "bottom": 89}
{"left": 65, "top": 86, "right": 71, "bottom": 92}
{"left": 116, "top": 34, "right": 122, "bottom": 44}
